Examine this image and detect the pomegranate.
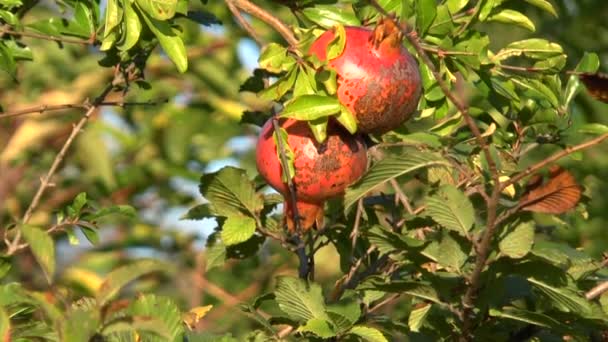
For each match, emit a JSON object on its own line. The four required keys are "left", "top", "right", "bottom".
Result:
{"left": 256, "top": 118, "right": 368, "bottom": 231}
{"left": 309, "top": 19, "right": 422, "bottom": 134}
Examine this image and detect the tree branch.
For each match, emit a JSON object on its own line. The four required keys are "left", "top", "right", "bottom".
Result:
{"left": 229, "top": 0, "right": 298, "bottom": 47}
{"left": 226, "top": 0, "right": 266, "bottom": 47}
{"left": 501, "top": 132, "right": 608, "bottom": 190}
{"left": 4, "top": 73, "right": 124, "bottom": 255}
{"left": 0, "top": 26, "right": 96, "bottom": 45}
{"left": 585, "top": 280, "right": 608, "bottom": 300}
{"left": 0, "top": 100, "right": 166, "bottom": 119}
{"left": 365, "top": 3, "right": 501, "bottom": 339}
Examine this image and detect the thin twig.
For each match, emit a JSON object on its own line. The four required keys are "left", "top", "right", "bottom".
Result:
{"left": 390, "top": 179, "right": 414, "bottom": 215}
{"left": 226, "top": 0, "right": 266, "bottom": 47}
{"left": 349, "top": 199, "right": 364, "bottom": 263}
{"left": 0, "top": 27, "right": 96, "bottom": 45}
{"left": 501, "top": 132, "right": 608, "bottom": 190}
{"left": 585, "top": 281, "right": 608, "bottom": 300}
{"left": 5, "top": 77, "right": 120, "bottom": 255}
{"left": 366, "top": 294, "right": 400, "bottom": 314}
{"left": 0, "top": 100, "right": 166, "bottom": 119}
{"left": 230, "top": 0, "right": 298, "bottom": 47}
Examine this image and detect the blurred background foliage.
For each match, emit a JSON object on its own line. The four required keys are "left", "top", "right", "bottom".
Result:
{"left": 0, "top": 0, "right": 607, "bottom": 337}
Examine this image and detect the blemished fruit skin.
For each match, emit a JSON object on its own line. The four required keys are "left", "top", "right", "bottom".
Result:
{"left": 256, "top": 118, "right": 368, "bottom": 231}
{"left": 309, "top": 20, "right": 422, "bottom": 135}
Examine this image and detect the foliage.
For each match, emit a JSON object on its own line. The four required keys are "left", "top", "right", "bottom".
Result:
{"left": 1, "top": 0, "right": 608, "bottom": 340}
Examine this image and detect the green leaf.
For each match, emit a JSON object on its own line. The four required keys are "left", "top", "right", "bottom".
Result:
{"left": 494, "top": 39, "right": 562, "bottom": 61}
{"left": 274, "top": 276, "right": 328, "bottom": 322}
{"left": 408, "top": 303, "right": 431, "bottom": 332}
{"left": 359, "top": 280, "right": 440, "bottom": 303}
{"left": 73, "top": 1, "right": 95, "bottom": 37}
{"left": 97, "top": 259, "right": 171, "bottom": 306}
{"left": 0, "top": 10, "right": 18, "bottom": 26}
{"left": 487, "top": 9, "right": 535, "bottom": 31}
{"left": 297, "top": 318, "right": 336, "bottom": 338}
{"left": 316, "top": 68, "right": 337, "bottom": 95}
{"left": 0, "top": 42, "right": 16, "bottom": 80}
{"left": 204, "top": 241, "right": 227, "bottom": 271}
{"left": 20, "top": 224, "right": 55, "bottom": 283}
{"left": 102, "top": 0, "right": 121, "bottom": 40}
{"left": 426, "top": 185, "right": 474, "bottom": 236}
{"left": 272, "top": 126, "right": 296, "bottom": 182}
{"left": 416, "top": 0, "right": 437, "bottom": 35}
{"left": 499, "top": 222, "right": 534, "bottom": 259}
{"left": 221, "top": 216, "right": 256, "bottom": 246}
{"left": 326, "top": 24, "right": 346, "bottom": 60}
{"left": 446, "top": 0, "right": 469, "bottom": 13}
{"left": 280, "top": 95, "right": 341, "bottom": 121}
{"left": 128, "top": 294, "right": 184, "bottom": 342}
{"left": 345, "top": 152, "right": 450, "bottom": 211}
{"left": 301, "top": 5, "right": 360, "bottom": 29}
{"left": 70, "top": 192, "right": 88, "bottom": 215}
{"left": 524, "top": 0, "right": 557, "bottom": 17}
{"left": 293, "top": 66, "right": 318, "bottom": 97}
{"left": 0, "top": 306, "right": 9, "bottom": 342}
{"left": 489, "top": 307, "right": 563, "bottom": 329}
{"left": 0, "top": 258, "right": 10, "bottom": 280}
{"left": 348, "top": 325, "right": 388, "bottom": 342}
{"left": 140, "top": 11, "right": 187, "bottom": 72}
{"left": 578, "top": 123, "right": 608, "bottom": 135}
{"left": 437, "top": 232, "right": 467, "bottom": 271}
{"left": 199, "top": 166, "right": 263, "bottom": 217}
{"left": 62, "top": 300, "right": 100, "bottom": 342}
{"left": 564, "top": 52, "right": 599, "bottom": 108}
{"left": 135, "top": 0, "right": 177, "bottom": 20}
{"left": 258, "top": 43, "right": 294, "bottom": 73}
{"left": 308, "top": 117, "right": 328, "bottom": 143}
{"left": 259, "top": 69, "right": 297, "bottom": 101}
{"left": 118, "top": 0, "right": 142, "bottom": 50}
{"left": 335, "top": 105, "right": 357, "bottom": 134}
{"left": 527, "top": 278, "right": 592, "bottom": 315}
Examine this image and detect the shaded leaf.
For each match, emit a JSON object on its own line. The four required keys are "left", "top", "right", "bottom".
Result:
{"left": 62, "top": 299, "right": 100, "bottom": 342}
{"left": 345, "top": 152, "right": 450, "bottom": 211}
{"left": 426, "top": 185, "right": 474, "bottom": 236}
{"left": 527, "top": 278, "right": 592, "bottom": 315}
{"left": 489, "top": 307, "right": 563, "bottom": 329}
{"left": 301, "top": 5, "right": 360, "bottom": 29}
{"left": 499, "top": 222, "right": 535, "bottom": 259}
{"left": 20, "top": 224, "right": 55, "bottom": 283}
{"left": 416, "top": 0, "right": 437, "bottom": 35}
{"left": 519, "top": 166, "right": 582, "bottom": 214}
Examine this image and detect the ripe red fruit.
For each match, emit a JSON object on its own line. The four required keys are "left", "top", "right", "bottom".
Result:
{"left": 309, "top": 19, "right": 422, "bottom": 134}
{"left": 256, "top": 118, "right": 368, "bottom": 231}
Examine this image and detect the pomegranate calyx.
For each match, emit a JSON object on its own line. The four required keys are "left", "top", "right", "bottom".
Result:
{"left": 370, "top": 17, "right": 403, "bottom": 50}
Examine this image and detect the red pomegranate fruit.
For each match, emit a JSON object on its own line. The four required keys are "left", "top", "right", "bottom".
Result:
{"left": 256, "top": 118, "right": 368, "bottom": 231}
{"left": 309, "top": 19, "right": 422, "bottom": 134}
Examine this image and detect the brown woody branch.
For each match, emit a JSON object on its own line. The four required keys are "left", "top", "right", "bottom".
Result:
{"left": 226, "top": 0, "right": 266, "bottom": 47}
{"left": 0, "top": 100, "right": 166, "bottom": 119}
{"left": 501, "top": 132, "right": 608, "bottom": 190}
{"left": 4, "top": 71, "right": 126, "bottom": 256}
{"left": 228, "top": 0, "right": 298, "bottom": 47}
{"left": 366, "top": 2, "right": 501, "bottom": 339}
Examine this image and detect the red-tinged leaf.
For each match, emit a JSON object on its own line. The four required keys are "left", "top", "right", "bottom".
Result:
{"left": 577, "top": 72, "right": 608, "bottom": 103}
{"left": 519, "top": 166, "right": 582, "bottom": 214}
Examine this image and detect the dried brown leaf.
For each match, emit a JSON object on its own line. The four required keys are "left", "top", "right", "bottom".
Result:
{"left": 579, "top": 72, "right": 608, "bottom": 103}
{"left": 519, "top": 166, "right": 582, "bottom": 214}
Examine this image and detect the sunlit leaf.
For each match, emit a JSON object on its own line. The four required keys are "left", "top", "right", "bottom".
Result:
{"left": 20, "top": 224, "right": 55, "bottom": 283}
{"left": 499, "top": 222, "right": 535, "bottom": 259}
{"left": 199, "top": 166, "right": 263, "bottom": 217}
{"left": 274, "top": 276, "right": 328, "bottom": 322}
{"left": 220, "top": 215, "right": 256, "bottom": 246}
{"left": 487, "top": 9, "right": 535, "bottom": 31}
{"left": 426, "top": 185, "right": 475, "bottom": 236}
{"left": 348, "top": 325, "right": 388, "bottom": 342}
